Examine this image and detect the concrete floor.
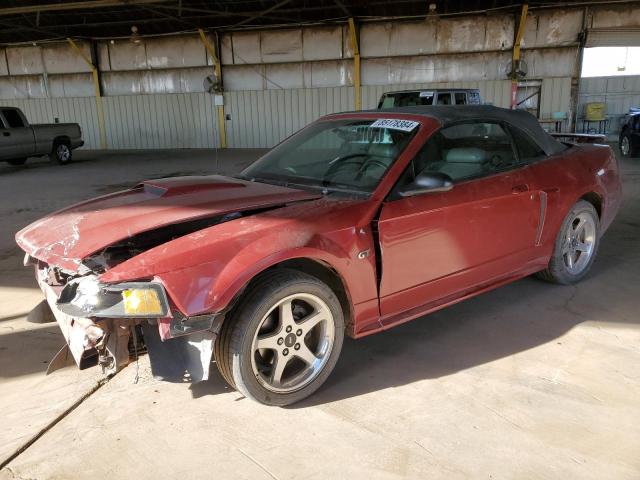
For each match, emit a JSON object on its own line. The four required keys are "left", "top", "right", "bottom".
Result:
{"left": 0, "top": 148, "right": 638, "bottom": 479}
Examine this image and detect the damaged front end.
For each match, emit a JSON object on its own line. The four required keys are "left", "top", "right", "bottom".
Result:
{"left": 16, "top": 175, "right": 323, "bottom": 382}
{"left": 29, "top": 256, "right": 224, "bottom": 382}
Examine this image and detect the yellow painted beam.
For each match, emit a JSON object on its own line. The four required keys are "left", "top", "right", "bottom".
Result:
{"left": 348, "top": 18, "right": 361, "bottom": 111}
{"left": 511, "top": 4, "right": 529, "bottom": 109}
{"left": 198, "top": 28, "right": 227, "bottom": 149}
{"left": 513, "top": 3, "right": 529, "bottom": 62}
{"left": 67, "top": 38, "right": 107, "bottom": 149}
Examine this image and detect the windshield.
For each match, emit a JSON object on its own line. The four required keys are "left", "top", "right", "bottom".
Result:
{"left": 240, "top": 118, "right": 419, "bottom": 194}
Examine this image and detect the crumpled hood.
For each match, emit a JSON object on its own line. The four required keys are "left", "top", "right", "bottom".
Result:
{"left": 16, "top": 175, "right": 320, "bottom": 271}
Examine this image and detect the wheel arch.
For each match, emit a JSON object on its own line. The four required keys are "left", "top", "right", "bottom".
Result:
{"left": 220, "top": 255, "right": 356, "bottom": 338}
{"left": 580, "top": 191, "right": 602, "bottom": 219}
{"left": 52, "top": 135, "right": 71, "bottom": 149}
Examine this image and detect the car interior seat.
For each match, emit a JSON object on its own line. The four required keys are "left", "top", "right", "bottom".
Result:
{"left": 431, "top": 147, "right": 487, "bottom": 180}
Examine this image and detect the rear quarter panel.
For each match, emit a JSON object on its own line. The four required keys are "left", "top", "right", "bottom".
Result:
{"left": 528, "top": 143, "right": 622, "bottom": 252}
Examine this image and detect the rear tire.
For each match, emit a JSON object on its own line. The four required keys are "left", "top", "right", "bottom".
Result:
{"left": 7, "top": 158, "right": 27, "bottom": 166}
{"left": 50, "top": 140, "right": 72, "bottom": 165}
{"left": 536, "top": 200, "right": 600, "bottom": 285}
{"left": 214, "top": 269, "right": 344, "bottom": 406}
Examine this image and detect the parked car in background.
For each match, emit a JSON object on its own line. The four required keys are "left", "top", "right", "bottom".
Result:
{"left": 378, "top": 88, "right": 482, "bottom": 108}
{"left": 17, "top": 106, "right": 621, "bottom": 406}
{"left": 619, "top": 108, "right": 640, "bottom": 157}
{"left": 0, "top": 107, "right": 83, "bottom": 166}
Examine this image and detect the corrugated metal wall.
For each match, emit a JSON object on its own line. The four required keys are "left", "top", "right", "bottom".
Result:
{"left": 578, "top": 75, "right": 640, "bottom": 135}
{"left": 224, "top": 78, "right": 569, "bottom": 148}
{"left": 0, "top": 79, "right": 572, "bottom": 150}
{"left": 223, "top": 80, "right": 519, "bottom": 148}
{"left": 0, "top": 93, "right": 220, "bottom": 149}
{"left": 103, "top": 93, "right": 220, "bottom": 149}
{"left": 540, "top": 77, "right": 573, "bottom": 118}
{"left": 224, "top": 87, "right": 354, "bottom": 148}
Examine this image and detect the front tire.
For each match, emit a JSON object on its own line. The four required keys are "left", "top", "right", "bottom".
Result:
{"left": 536, "top": 200, "right": 600, "bottom": 285}
{"left": 215, "top": 269, "right": 344, "bottom": 406}
{"left": 619, "top": 132, "right": 638, "bottom": 158}
{"left": 50, "top": 140, "right": 72, "bottom": 165}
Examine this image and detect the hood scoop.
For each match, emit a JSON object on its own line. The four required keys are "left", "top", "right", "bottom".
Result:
{"left": 139, "top": 176, "right": 246, "bottom": 197}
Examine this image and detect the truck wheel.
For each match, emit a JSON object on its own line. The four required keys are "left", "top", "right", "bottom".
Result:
{"left": 619, "top": 132, "right": 638, "bottom": 158}
{"left": 7, "top": 158, "right": 27, "bottom": 166}
{"left": 214, "top": 269, "right": 344, "bottom": 406}
{"left": 50, "top": 141, "right": 72, "bottom": 165}
{"left": 536, "top": 200, "right": 600, "bottom": 285}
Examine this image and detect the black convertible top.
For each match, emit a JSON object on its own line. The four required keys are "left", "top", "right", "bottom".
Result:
{"left": 354, "top": 105, "right": 567, "bottom": 156}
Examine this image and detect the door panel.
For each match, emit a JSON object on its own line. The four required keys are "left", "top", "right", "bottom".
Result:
{"left": 0, "top": 109, "right": 33, "bottom": 159}
{"left": 378, "top": 169, "right": 540, "bottom": 319}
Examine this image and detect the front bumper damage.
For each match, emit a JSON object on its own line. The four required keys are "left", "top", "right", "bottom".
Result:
{"left": 33, "top": 260, "right": 224, "bottom": 382}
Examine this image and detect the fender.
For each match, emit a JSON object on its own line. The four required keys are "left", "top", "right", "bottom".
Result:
{"left": 101, "top": 198, "right": 380, "bottom": 327}
{"left": 156, "top": 236, "right": 377, "bottom": 318}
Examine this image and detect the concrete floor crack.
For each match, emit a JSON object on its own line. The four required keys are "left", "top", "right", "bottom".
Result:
{"left": 0, "top": 376, "right": 111, "bottom": 471}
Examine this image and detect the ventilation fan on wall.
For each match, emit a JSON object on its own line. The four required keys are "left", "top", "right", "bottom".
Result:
{"left": 204, "top": 74, "right": 222, "bottom": 94}
{"left": 505, "top": 59, "right": 528, "bottom": 80}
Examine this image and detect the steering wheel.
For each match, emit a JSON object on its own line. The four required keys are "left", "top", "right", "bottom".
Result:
{"left": 322, "top": 153, "right": 369, "bottom": 183}
{"left": 357, "top": 158, "right": 390, "bottom": 178}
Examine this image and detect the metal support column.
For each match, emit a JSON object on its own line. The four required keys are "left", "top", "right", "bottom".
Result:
{"left": 511, "top": 4, "right": 529, "bottom": 109}
{"left": 348, "top": 18, "right": 361, "bottom": 111}
{"left": 199, "top": 28, "right": 227, "bottom": 148}
{"left": 67, "top": 38, "right": 107, "bottom": 149}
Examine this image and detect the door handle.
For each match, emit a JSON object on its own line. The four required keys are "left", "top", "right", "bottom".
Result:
{"left": 2, "top": 132, "right": 9, "bottom": 137}
{"left": 512, "top": 184, "right": 529, "bottom": 193}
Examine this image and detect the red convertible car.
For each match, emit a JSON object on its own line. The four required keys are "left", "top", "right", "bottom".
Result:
{"left": 17, "top": 106, "right": 622, "bottom": 406}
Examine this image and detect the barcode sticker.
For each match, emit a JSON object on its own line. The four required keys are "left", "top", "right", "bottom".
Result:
{"left": 370, "top": 119, "right": 420, "bottom": 132}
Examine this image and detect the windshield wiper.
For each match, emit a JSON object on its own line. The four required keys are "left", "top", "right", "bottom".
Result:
{"left": 235, "top": 174, "right": 367, "bottom": 197}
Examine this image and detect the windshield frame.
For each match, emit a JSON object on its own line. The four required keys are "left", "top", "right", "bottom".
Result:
{"left": 238, "top": 115, "right": 426, "bottom": 197}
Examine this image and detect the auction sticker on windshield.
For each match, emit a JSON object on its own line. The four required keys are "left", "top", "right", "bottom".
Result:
{"left": 370, "top": 119, "right": 420, "bottom": 132}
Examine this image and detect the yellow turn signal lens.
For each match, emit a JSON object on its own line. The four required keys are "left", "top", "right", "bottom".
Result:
{"left": 122, "top": 288, "right": 163, "bottom": 316}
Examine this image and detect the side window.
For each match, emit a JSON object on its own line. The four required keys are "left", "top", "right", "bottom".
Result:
{"left": 436, "top": 93, "right": 452, "bottom": 105}
{"left": 418, "top": 92, "right": 435, "bottom": 105}
{"left": 395, "top": 122, "right": 519, "bottom": 192}
{"left": 380, "top": 96, "right": 395, "bottom": 108}
{"left": 2, "top": 109, "right": 25, "bottom": 128}
{"left": 454, "top": 92, "right": 466, "bottom": 105}
{"left": 0, "top": 115, "right": 5, "bottom": 129}
{"left": 467, "top": 91, "right": 481, "bottom": 104}
{"left": 508, "top": 126, "right": 546, "bottom": 164}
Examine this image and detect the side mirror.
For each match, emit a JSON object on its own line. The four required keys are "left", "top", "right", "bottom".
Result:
{"left": 399, "top": 171, "right": 453, "bottom": 197}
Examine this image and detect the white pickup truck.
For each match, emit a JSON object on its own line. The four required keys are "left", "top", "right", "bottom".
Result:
{"left": 0, "top": 107, "right": 84, "bottom": 166}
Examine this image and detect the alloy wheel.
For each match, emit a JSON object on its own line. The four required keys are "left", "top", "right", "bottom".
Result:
{"left": 561, "top": 212, "right": 596, "bottom": 275}
{"left": 621, "top": 136, "right": 630, "bottom": 156}
{"left": 250, "top": 293, "right": 335, "bottom": 393}
{"left": 57, "top": 144, "right": 70, "bottom": 162}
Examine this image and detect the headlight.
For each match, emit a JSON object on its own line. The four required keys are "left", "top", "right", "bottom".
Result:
{"left": 122, "top": 288, "right": 164, "bottom": 316}
{"left": 57, "top": 276, "right": 170, "bottom": 318}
